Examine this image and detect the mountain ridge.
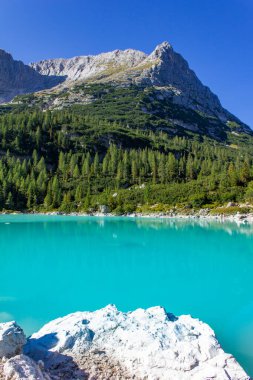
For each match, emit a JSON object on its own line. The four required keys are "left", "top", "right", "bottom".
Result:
{"left": 0, "top": 49, "right": 65, "bottom": 103}
{"left": 0, "top": 42, "right": 251, "bottom": 138}
{"left": 30, "top": 42, "right": 230, "bottom": 121}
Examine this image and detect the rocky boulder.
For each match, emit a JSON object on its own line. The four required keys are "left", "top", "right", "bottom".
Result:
{"left": 98, "top": 205, "right": 110, "bottom": 214}
{"left": 25, "top": 305, "right": 250, "bottom": 380}
{"left": 3, "top": 355, "right": 50, "bottom": 380}
{"left": 0, "top": 322, "right": 26, "bottom": 359}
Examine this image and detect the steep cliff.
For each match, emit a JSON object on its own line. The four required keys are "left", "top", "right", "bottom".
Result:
{"left": 0, "top": 49, "right": 64, "bottom": 103}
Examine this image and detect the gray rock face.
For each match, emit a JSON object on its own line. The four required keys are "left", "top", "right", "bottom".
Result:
{"left": 0, "top": 49, "right": 64, "bottom": 103}
{"left": 138, "top": 42, "right": 226, "bottom": 119}
{"left": 31, "top": 49, "right": 146, "bottom": 81}
{"left": 0, "top": 322, "right": 26, "bottom": 359}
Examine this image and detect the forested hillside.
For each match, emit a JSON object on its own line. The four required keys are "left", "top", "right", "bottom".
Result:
{"left": 1, "top": 85, "right": 253, "bottom": 213}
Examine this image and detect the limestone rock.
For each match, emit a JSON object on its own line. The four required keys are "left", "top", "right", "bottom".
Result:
{"left": 3, "top": 355, "right": 50, "bottom": 380}
{"left": 25, "top": 305, "right": 249, "bottom": 380}
{"left": 0, "top": 322, "right": 26, "bottom": 359}
{"left": 31, "top": 49, "right": 146, "bottom": 82}
{"left": 98, "top": 205, "right": 110, "bottom": 214}
{"left": 0, "top": 49, "right": 64, "bottom": 103}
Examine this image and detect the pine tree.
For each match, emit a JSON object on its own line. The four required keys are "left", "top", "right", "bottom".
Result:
{"left": 240, "top": 161, "right": 251, "bottom": 184}
{"left": 5, "top": 192, "right": 14, "bottom": 210}
{"left": 228, "top": 163, "right": 237, "bottom": 186}
{"left": 73, "top": 164, "right": 80, "bottom": 179}
{"left": 58, "top": 152, "right": 65, "bottom": 173}
{"left": 52, "top": 176, "right": 61, "bottom": 207}
{"left": 158, "top": 155, "right": 166, "bottom": 184}
{"left": 93, "top": 153, "right": 99, "bottom": 176}
{"left": 75, "top": 185, "right": 83, "bottom": 204}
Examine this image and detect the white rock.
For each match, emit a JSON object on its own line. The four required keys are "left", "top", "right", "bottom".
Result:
{"left": 25, "top": 305, "right": 249, "bottom": 380}
{"left": 0, "top": 321, "right": 26, "bottom": 358}
{"left": 3, "top": 354, "right": 49, "bottom": 380}
{"left": 31, "top": 48, "right": 146, "bottom": 82}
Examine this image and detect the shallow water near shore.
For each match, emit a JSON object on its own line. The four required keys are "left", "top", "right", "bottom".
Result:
{"left": 0, "top": 215, "right": 253, "bottom": 375}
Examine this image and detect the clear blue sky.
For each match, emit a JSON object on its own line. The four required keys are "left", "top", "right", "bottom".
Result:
{"left": 0, "top": 0, "right": 252, "bottom": 126}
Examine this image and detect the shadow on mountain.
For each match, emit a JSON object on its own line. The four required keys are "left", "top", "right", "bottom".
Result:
{"left": 41, "top": 74, "right": 67, "bottom": 90}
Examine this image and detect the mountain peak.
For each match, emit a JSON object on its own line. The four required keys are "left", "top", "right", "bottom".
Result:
{"left": 0, "top": 48, "right": 10, "bottom": 55}
{"left": 151, "top": 41, "right": 173, "bottom": 57}
{"left": 0, "top": 44, "right": 250, "bottom": 132}
{"left": 0, "top": 48, "right": 13, "bottom": 60}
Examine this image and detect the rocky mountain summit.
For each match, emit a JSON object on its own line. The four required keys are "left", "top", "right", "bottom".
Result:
{"left": 0, "top": 305, "right": 250, "bottom": 380}
{"left": 30, "top": 42, "right": 230, "bottom": 120}
{"left": 0, "top": 43, "right": 250, "bottom": 136}
{"left": 0, "top": 49, "right": 64, "bottom": 103}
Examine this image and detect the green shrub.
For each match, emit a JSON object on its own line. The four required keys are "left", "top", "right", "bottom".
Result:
{"left": 210, "top": 206, "right": 251, "bottom": 215}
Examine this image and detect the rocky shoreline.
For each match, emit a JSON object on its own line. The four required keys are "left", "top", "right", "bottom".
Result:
{"left": 2, "top": 208, "right": 253, "bottom": 225}
{"left": 0, "top": 305, "right": 250, "bottom": 380}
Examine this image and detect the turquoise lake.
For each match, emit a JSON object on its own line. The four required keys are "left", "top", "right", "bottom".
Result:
{"left": 0, "top": 215, "right": 253, "bottom": 375}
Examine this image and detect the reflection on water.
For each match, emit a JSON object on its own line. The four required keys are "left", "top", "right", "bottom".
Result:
{"left": 0, "top": 215, "right": 253, "bottom": 375}
{"left": 136, "top": 216, "right": 253, "bottom": 235}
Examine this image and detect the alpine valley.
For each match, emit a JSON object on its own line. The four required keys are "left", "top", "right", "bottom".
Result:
{"left": 0, "top": 42, "right": 253, "bottom": 214}
{"left": 1, "top": 41, "right": 253, "bottom": 380}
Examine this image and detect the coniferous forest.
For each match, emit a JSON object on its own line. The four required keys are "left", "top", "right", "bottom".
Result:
{"left": 1, "top": 85, "right": 253, "bottom": 214}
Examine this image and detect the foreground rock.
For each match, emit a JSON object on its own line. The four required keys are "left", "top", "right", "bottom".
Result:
{"left": 0, "top": 322, "right": 26, "bottom": 359}
{"left": 23, "top": 305, "right": 249, "bottom": 380}
{"left": 0, "top": 305, "right": 250, "bottom": 379}
{"left": 2, "top": 355, "right": 50, "bottom": 380}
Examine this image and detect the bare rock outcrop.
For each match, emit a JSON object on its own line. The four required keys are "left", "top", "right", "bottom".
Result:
{"left": 24, "top": 305, "right": 249, "bottom": 380}
{"left": 31, "top": 49, "right": 146, "bottom": 82}
{"left": 0, "top": 322, "right": 26, "bottom": 359}
{"left": 0, "top": 306, "right": 250, "bottom": 379}
{"left": 2, "top": 355, "right": 50, "bottom": 380}
{"left": 0, "top": 49, "right": 64, "bottom": 103}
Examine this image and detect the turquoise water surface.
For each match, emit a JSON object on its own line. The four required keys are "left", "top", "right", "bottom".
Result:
{"left": 0, "top": 215, "right": 253, "bottom": 375}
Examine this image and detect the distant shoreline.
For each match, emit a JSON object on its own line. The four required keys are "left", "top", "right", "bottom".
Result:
{"left": 1, "top": 210, "right": 253, "bottom": 224}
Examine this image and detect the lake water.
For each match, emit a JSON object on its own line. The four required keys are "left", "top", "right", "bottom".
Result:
{"left": 0, "top": 215, "right": 253, "bottom": 375}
